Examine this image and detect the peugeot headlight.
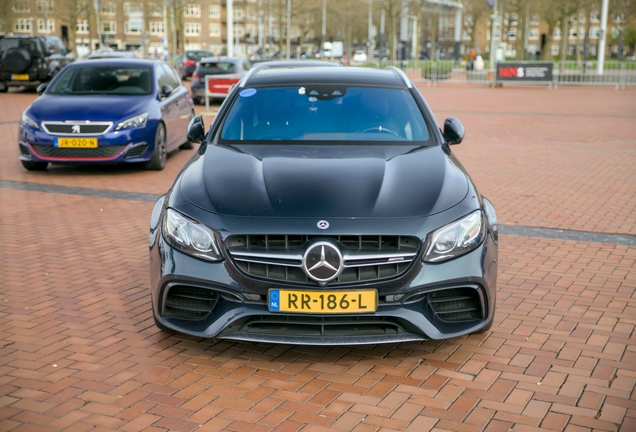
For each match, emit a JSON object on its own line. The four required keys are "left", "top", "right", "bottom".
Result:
{"left": 424, "top": 210, "right": 485, "bottom": 263}
{"left": 115, "top": 112, "right": 148, "bottom": 131}
{"left": 20, "top": 112, "right": 40, "bottom": 129}
{"left": 162, "top": 209, "right": 222, "bottom": 261}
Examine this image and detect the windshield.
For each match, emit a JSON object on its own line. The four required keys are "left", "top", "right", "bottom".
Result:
{"left": 220, "top": 86, "right": 430, "bottom": 142}
{"left": 186, "top": 50, "right": 213, "bottom": 59}
{"left": 47, "top": 65, "right": 153, "bottom": 95}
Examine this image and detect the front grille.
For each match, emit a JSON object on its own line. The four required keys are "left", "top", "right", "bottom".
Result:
{"left": 231, "top": 315, "right": 412, "bottom": 337}
{"left": 426, "top": 288, "right": 483, "bottom": 324}
{"left": 226, "top": 235, "right": 420, "bottom": 286}
{"left": 31, "top": 144, "right": 126, "bottom": 159}
{"left": 163, "top": 286, "right": 219, "bottom": 321}
{"left": 42, "top": 122, "right": 112, "bottom": 136}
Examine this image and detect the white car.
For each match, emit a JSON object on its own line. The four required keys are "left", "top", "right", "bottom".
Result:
{"left": 352, "top": 50, "right": 368, "bottom": 63}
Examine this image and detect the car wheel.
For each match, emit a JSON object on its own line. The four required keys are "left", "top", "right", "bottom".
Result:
{"left": 179, "top": 112, "right": 196, "bottom": 150}
{"left": 144, "top": 124, "right": 167, "bottom": 170}
{"left": 21, "top": 160, "right": 48, "bottom": 171}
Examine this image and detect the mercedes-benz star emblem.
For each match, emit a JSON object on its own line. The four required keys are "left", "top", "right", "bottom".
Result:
{"left": 302, "top": 242, "right": 343, "bottom": 284}
{"left": 317, "top": 220, "right": 329, "bottom": 230}
{"left": 72, "top": 125, "right": 81, "bottom": 134}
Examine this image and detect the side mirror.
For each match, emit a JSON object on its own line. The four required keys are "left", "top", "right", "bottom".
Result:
{"left": 160, "top": 84, "right": 174, "bottom": 98}
{"left": 443, "top": 117, "right": 464, "bottom": 145}
{"left": 186, "top": 115, "right": 205, "bottom": 143}
{"left": 36, "top": 83, "right": 48, "bottom": 95}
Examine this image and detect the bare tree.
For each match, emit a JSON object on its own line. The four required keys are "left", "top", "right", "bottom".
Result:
{"left": 0, "top": 0, "right": 16, "bottom": 35}
{"left": 54, "top": 0, "right": 92, "bottom": 50}
{"left": 462, "top": 0, "right": 491, "bottom": 51}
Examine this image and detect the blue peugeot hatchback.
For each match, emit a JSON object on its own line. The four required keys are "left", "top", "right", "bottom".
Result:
{"left": 18, "top": 59, "right": 195, "bottom": 171}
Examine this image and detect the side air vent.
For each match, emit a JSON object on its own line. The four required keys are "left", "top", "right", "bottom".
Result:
{"left": 426, "top": 288, "right": 483, "bottom": 324}
{"left": 163, "top": 286, "right": 219, "bottom": 321}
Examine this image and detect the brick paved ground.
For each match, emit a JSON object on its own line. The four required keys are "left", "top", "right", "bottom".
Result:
{"left": 0, "top": 83, "right": 634, "bottom": 432}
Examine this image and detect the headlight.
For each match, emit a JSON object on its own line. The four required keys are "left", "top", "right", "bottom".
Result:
{"left": 20, "top": 112, "right": 40, "bottom": 129}
{"left": 162, "top": 208, "right": 223, "bottom": 261}
{"left": 115, "top": 112, "right": 148, "bottom": 131}
{"left": 424, "top": 210, "right": 485, "bottom": 263}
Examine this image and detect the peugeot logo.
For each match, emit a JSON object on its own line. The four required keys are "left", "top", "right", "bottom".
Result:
{"left": 317, "top": 220, "right": 329, "bottom": 230}
{"left": 72, "top": 125, "right": 81, "bottom": 134}
{"left": 302, "top": 241, "right": 343, "bottom": 285}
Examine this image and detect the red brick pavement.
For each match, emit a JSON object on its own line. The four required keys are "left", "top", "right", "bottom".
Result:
{"left": 0, "top": 84, "right": 635, "bottom": 431}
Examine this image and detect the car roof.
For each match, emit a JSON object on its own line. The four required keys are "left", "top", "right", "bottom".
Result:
{"left": 243, "top": 66, "right": 410, "bottom": 89}
{"left": 198, "top": 57, "right": 244, "bottom": 63}
{"left": 73, "top": 58, "right": 161, "bottom": 66}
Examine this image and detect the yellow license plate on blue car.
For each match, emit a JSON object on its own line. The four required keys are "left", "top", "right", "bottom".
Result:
{"left": 56, "top": 138, "right": 98, "bottom": 148}
{"left": 268, "top": 289, "right": 377, "bottom": 314}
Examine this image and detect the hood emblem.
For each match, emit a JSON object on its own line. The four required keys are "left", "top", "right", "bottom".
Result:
{"left": 72, "top": 125, "right": 81, "bottom": 134}
{"left": 317, "top": 220, "right": 329, "bottom": 230}
{"left": 302, "top": 242, "right": 343, "bottom": 285}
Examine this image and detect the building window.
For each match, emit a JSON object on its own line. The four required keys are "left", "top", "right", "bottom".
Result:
{"left": 553, "top": 28, "right": 561, "bottom": 40}
{"left": 102, "top": 2, "right": 116, "bottom": 15}
{"left": 123, "top": 2, "right": 142, "bottom": 15}
{"left": 530, "top": 14, "right": 540, "bottom": 26}
{"left": 590, "top": 11, "right": 600, "bottom": 23}
{"left": 13, "top": 0, "right": 30, "bottom": 12}
{"left": 209, "top": 23, "right": 220, "bottom": 37}
{"left": 233, "top": 24, "right": 244, "bottom": 37}
{"left": 569, "top": 26, "right": 582, "bottom": 39}
{"left": 589, "top": 26, "right": 600, "bottom": 39}
{"left": 184, "top": 22, "right": 200, "bottom": 36}
{"left": 507, "top": 28, "right": 517, "bottom": 41}
{"left": 505, "top": 13, "right": 518, "bottom": 26}
{"left": 14, "top": 18, "right": 32, "bottom": 32}
{"left": 102, "top": 21, "right": 116, "bottom": 34}
{"left": 37, "top": 19, "right": 55, "bottom": 33}
{"left": 184, "top": 4, "right": 200, "bottom": 18}
{"left": 209, "top": 5, "right": 220, "bottom": 18}
{"left": 613, "top": 12, "right": 626, "bottom": 23}
{"left": 247, "top": 8, "right": 257, "bottom": 20}
{"left": 528, "top": 28, "right": 539, "bottom": 41}
{"left": 149, "top": 22, "right": 164, "bottom": 35}
{"left": 551, "top": 44, "right": 559, "bottom": 56}
{"left": 36, "top": 0, "right": 54, "bottom": 13}
{"left": 463, "top": 16, "right": 474, "bottom": 27}
{"left": 124, "top": 20, "right": 143, "bottom": 34}
{"left": 76, "top": 19, "right": 89, "bottom": 34}
{"left": 611, "top": 26, "right": 624, "bottom": 38}
{"left": 234, "top": 9, "right": 244, "bottom": 20}
{"left": 246, "top": 24, "right": 256, "bottom": 38}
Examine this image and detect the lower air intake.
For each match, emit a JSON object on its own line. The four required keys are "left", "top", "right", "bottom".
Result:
{"left": 163, "top": 286, "right": 219, "bottom": 321}
{"left": 427, "top": 287, "right": 483, "bottom": 324}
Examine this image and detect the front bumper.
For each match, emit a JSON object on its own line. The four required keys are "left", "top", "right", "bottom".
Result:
{"left": 150, "top": 226, "right": 498, "bottom": 345}
{"left": 18, "top": 122, "right": 157, "bottom": 164}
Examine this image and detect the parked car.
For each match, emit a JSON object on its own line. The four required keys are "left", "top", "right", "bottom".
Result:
{"left": 87, "top": 48, "right": 136, "bottom": 59}
{"left": 181, "top": 50, "right": 214, "bottom": 79}
{"left": 18, "top": 59, "right": 195, "bottom": 171}
{"left": 0, "top": 35, "right": 74, "bottom": 92}
{"left": 352, "top": 49, "right": 368, "bottom": 63}
{"left": 149, "top": 62, "right": 499, "bottom": 345}
{"left": 190, "top": 57, "right": 251, "bottom": 104}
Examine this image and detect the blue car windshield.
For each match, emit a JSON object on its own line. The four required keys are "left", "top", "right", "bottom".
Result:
{"left": 220, "top": 86, "right": 431, "bottom": 142}
{"left": 48, "top": 65, "right": 153, "bottom": 95}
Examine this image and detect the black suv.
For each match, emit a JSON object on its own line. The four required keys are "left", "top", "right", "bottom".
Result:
{"left": 0, "top": 35, "right": 74, "bottom": 92}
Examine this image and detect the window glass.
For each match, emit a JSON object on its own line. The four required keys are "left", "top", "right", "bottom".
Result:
{"left": 221, "top": 86, "right": 430, "bottom": 142}
{"left": 48, "top": 65, "right": 153, "bottom": 95}
{"left": 161, "top": 64, "right": 181, "bottom": 88}
{"left": 199, "top": 61, "right": 236, "bottom": 75}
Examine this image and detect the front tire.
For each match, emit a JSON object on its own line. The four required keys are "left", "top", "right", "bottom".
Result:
{"left": 21, "top": 160, "right": 48, "bottom": 171}
{"left": 144, "top": 124, "right": 167, "bottom": 170}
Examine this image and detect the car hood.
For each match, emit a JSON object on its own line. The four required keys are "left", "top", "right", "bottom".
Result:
{"left": 29, "top": 94, "right": 154, "bottom": 122}
{"left": 179, "top": 144, "right": 469, "bottom": 218}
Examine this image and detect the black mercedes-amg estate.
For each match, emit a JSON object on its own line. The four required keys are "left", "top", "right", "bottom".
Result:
{"left": 149, "top": 63, "right": 498, "bottom": 345}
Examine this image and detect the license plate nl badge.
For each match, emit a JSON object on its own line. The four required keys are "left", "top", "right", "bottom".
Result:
{"left": 269, "top": 289, "right": 377, "bottom": 314}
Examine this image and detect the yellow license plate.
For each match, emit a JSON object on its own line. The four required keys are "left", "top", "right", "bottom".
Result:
{"left": 56, "top": 138, "right": 98, "bottom": 148}
{"left": 268, "top": 289, "right": 377, "bottom": 314}
{"left": 12, "top": 74, "right": 29, "bottom": 80}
